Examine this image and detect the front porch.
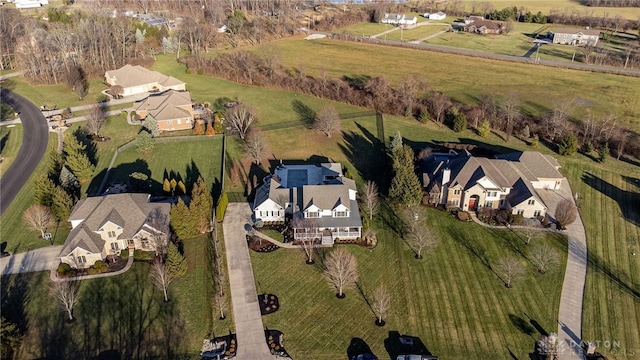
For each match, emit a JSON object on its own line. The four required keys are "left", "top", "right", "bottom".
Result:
{"left": 293, "top": 227, "right": 361, "bottom": 245}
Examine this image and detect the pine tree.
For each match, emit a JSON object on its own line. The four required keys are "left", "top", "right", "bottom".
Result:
{"left": 63, "top": 135, "right": 94, "bottom": 182}
{"left": 165, "top": 242, "right": 187, "bottom": 276}
{"left": 558, "top": 133, "right": 578, "bottom": 156}
{"left": 135, "top": 131, "right": 155, "bottom": 153}
{"left": 599, "top": 142, "right": 609, "bottom": 163}
{"left": 205, "top": 121, "right": 215, "bottom": 135}
{"left": 143, "top": 116, "right": 160, "bottom": 137}
{"left": 170, "top": 179, "right": 177, "bottom": 196}
{"left": 51, "top": 186, "right": 74, "bottom": 221}
{"left": 177, "top": 180, "right": 186, "bottom": 195}
{"left": 170, "top": 198, "right": 192, "bottom": 240}
{"left": 389, "top": 145, "right": 422, "bottom": 207}
{"left": 34, "top": 175, "right": 57, "bottom": 208}
{"left": 390, "top": 131, "right": 403, "bottom": 156}
{"left": 46, "top": 149, "right": 64, "bottom": 180}
{"left": 163, "top": 178, "right": 171, "bottom": 194}
{"left": 190, "top": 176, "right": 213, "bottom": 233}
{"left": 479, "top": 120, "right": 491, "bottom": 138}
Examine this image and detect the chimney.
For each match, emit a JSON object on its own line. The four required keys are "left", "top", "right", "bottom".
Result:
{"left": 442, "top": 169, "right": 451, "bottom": 186}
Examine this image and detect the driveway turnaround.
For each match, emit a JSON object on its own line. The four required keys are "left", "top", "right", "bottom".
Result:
{"left": 223, "top": 203, "right": 274, "bottom": 359}
{"left": 0, "top": 245, "right": 62, "bottom": 275}
{"left": 0, "top": 89, "right": 49, "bottom": 215}
{"left": 537, "top": 182, "right": 587, "bottom": 360}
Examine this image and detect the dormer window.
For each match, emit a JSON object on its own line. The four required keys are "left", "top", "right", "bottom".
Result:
{"left": 108, "top": 231, "right": 116, "bottom": 238}
{"left": 334, "top": 211, "right": 348, "bottom": 218}
{"left": 453, "top": 189, "right": 461, "bottom": 195}
{"left": 306, "top": 211, "right": 319, "bottom": 218}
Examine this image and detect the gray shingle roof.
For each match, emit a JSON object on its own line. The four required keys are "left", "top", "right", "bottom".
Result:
{"left": 495, "top": 151, "right": 563, "bottom": 180}
{"left": 60, "top": 193, "right": 170, "bottom": 257}
{"left": 105, "top": 64, "right": 185, "bottom": 89}
{"left": 133, "top": 90, "right": 192, "bottom": 122}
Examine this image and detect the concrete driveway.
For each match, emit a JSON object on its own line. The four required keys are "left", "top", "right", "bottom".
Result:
{"left": 0, "top": 245, "right": 62, "bottom": 276}
{"left": 223, "top": 203, "right": 274, "bottom": 359}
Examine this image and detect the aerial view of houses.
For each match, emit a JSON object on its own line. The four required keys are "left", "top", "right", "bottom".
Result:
{"left": 0, "top": 1, "right": 639, "bottom": 360}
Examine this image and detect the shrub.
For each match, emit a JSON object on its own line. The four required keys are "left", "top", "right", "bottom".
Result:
{"left": 120, "top": 249, "right": 129, "bottom": 258}
{"left": 451, "top": 112, "right": 467, "bottom": 133}
{"left": 511, "top": 214, "right": 524, "bottom": 224}
{"left": 133, "top": 249, "right": 156, "bottom": 261}
{"left": 558, "top": 133, "right": 578, "bottom": 156}
{"left": 57, "top": 262, "right": 71, "bottom": 276}
{"left": 456, "top": 211, "right": 469, "bottom": 221}
{"left": 496, "top": 210, "right": 511, "bottom": 224}
{"left": 215, "top": 192, "right": 229, "bottom": 222}
{"left": 93, "top": 260, "right": 108, "bottom": 273}
{"left": 254, "top": 220, "right": 264, "bottom": 229}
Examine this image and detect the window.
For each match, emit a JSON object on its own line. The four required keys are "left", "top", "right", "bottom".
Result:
{"left": 534, "top": 210, "right": 541, "bottom": 217}
{"left": 453, "top": 189, "right": 461, "bottom": 195}
{"left": 528, "top": 199, "right": 535, "bottom": 205}
{"left": 306, "top": 211, "right": 319, "bottom": 218}
{"left": 517, "top": 209, "right": 524, "bottom": 215}
{"left": 334, "top": 211, "right": 348, "bottom": 217}
{"left": 487, "top": 191, "right": 497, "bottom": 198}
{"left": 485, "top": 201, "right": 494, "bottom": 208}
{"left": 177, "top": 119, "right": 182, "bottom": 125}
{"left": 452, "top": 199, "right": 459, "bottom": 206}
{"left": 111, "top": 242, "right": 119, "bottom": 251}
{"left": 167, "top": 120, "right": 173, "bottom": 125}
{"left": 77, "top": 256, "right": 86, "bottom": 264}
{"left": 108, "top": 230, "right": 116, "bottom": 238}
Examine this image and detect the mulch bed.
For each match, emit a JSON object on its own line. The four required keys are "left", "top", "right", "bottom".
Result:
{"left": 265, "top": 329, "right": 290, "bottom": 358}
{"left": 258, "top": 294, "right": 280, "bottom": 315}
{"left": 247, "top": 236, "right": 280, "bottom": 253}
{"left": 107, "top": 257, "right": 128, "bottom": 272}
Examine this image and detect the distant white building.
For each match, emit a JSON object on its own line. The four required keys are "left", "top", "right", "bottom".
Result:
{"left": 381, "top": 13, "right": 417, "bottom": 26}
{"left": 550, "top": 28, "right": 600, "bottom": 46}
{"left": 14, "top": 0, "right": 48, "bottom": 9}
{"left": 424, "top": 11, "right": 446, "bottom": 20}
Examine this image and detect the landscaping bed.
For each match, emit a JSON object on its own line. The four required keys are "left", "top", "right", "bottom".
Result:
{"left": 258, "top": 294, "right": 280, "bottom": 315}
{"left": 247, "top": 235, "right": 280, "bottom": 252}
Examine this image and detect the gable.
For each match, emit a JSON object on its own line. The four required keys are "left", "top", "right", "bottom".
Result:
{"left": 477, "top": 176, "right": 502, "bottom": 190}
{"left": 254, "top": 198, "right": 283, "bottom": 212}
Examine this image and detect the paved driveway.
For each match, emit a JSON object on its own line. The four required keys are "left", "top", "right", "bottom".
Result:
{"left": 223, "top": 203, "right": 274, "bottom": 359}
{"left": 0, "top": 245, "right": 62, "bottom": 275}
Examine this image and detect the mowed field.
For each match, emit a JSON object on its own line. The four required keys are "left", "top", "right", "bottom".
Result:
{"left": 460, "top": 0, "right": 640, "bottom": 19}
{"left": 253, "top": 37, "right": 640, "bottom": 133}
{"left": 253, "top": 208, "right": 567, "bottom": 359}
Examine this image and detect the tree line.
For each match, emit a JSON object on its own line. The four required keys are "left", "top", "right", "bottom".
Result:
{"left": 580, "top": 0, "right": 640, "bottom": 7}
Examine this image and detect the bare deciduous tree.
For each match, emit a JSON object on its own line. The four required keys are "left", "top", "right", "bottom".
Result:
{"left": 22, "top": 204, "right": 53, "bottom": 239}
{"left": 314, "top": 105, "right": 341, "bottom": 137}
{"left": 51, "top": 281, "right": 80, "bottom": 322}
{"left": 500, "top": 93, "right": 521, "bottom": 142}
{"left": 323, "top": 248, "right": 359, "bottom": 298}
{"left": 360, "top": 180, "right": 380, "bottom": 220}
{"left": 402, "top": 206, "right": 438, "bottom": 259}
{"left": 496, "top": 256, "right": 525, "bottom": 288}
{"left": 150, "top": 258, "right": 174, "bottom": 303}
{"left": 245, "top": 128, "right": 266, "bottom": 165}
{"left": 293, "top": 218, "right": 317, "bottom": 264}
{"left": 530, "top": 245, "right": 560, "bottom": 274}
{"left": 225, "top": 104, "right": 257, "bottom": 139}
{"left": 85, "top": 103, "right": 105, "bottom": 137}
{"left": 429, "top": 92, "right": 451, "bottom": 125}
{"left": 554, "top": 199, "right": 578, "bottom": 230}
{"left": 537, "top": 333, "right": 558, "bottom": 359}
{"left": 371, "top": 284, "right": 391, "bottom": 326}
{"left": 148, "top": 207, "right": 170, "bottom": 256}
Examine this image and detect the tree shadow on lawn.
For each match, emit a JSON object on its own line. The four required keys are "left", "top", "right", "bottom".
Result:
{"left": 339, "top": 122, "right": 389, "bottom": 191}
{"left": 509, "top": 314, "right": 536, "bottom": 338}
{"left": 87, "top": 159, "right": 158, "bottom": 196}
{"left": 582, "top": 172, "right": 640, "bottom": 228}
{"left": 30, "top": 267, "right": 186, "bottom": 359}
{"left": 291, "top": 99, "right": 316, "bottom": 128}
{"left": 448, "top": 225, "right": 508, "bottom": 286}
{"left": 0, "top": 128, "right": 9, "bottom": 154}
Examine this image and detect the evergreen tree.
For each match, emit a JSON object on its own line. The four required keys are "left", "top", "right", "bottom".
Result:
{"left": 479, "top": 120, "right": 491, "bottom": 138}
{"left": 63, "top": 135, "right": 94, "bottom": 182}
{"left": 46, "top": 149, "right": 64, "bottom": 181}
{"left": 51, "top": 186, "right": 74, "bottom": 221}
{"left": 165, "top": 242, "right": 187, "bottom": 276}
{"left": 389, "top": 145, "right": 422, "bottom": 207}
{"left": 170, "top": 198, "right": 192, "bottom": 240}
{"left": 59, "top": 166, "right": 79, "bottom": 197}
{"left": 163, "top": 178, "right": 171, "bottom": 194}
{"left": 558, "top": 133, "right": 579, "bottom": 156}
{"left": 34, "top": 175, "right": 57, "bottom": 208}
{"left": 143, "top": 116, "right": 160, "bottom": 137}
{"left": 205, "top": 121, "right": 215, "bottom": 135}
{"left": 530, "top": 133, "right": 539, "bottom": 148}
{"left": 390, "top": 131, "right": 403, "bottom": 156}
{"left": 192, "top": 120, "right": 204, "bottom": 135}
{"left": 452, "top": 112, "right": 467, "bottom": 133}
{"left": 135, "top": 131, "right": 155, "bottom": 153}
{"left": 177, "top": 180, "right": 186, "bottom": 195}
{"left": 599, "top": 142, "right": 609, "bottom": 163}
{"left": 190, "top": 176, "right": 213, "bottom": 233}
{"left": 170, "top": 178, "right": 177, "bottom": 196}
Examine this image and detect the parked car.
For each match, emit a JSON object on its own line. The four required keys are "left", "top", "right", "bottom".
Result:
{"left": 352, "top": 354, "right": 377, "bottom": 360}
{"left": 396, "top": 355, "right": 438, "bottom": 360}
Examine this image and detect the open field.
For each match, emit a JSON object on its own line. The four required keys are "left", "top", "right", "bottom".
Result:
{"left": 253, "top": 36, "right": 640, "bottom": 132}
{"left": 1, "top": 236, "right": 213, "bottom": 358}
{"left": 459, "top": 0, "right": 640, "bottom": 19}
{"left": 0, "top": 124, "right": 23, "bottom": 177}
{"left": 384, "top": 24, "right": 451, "bottom": 42}
{"left": 0, "top": 132, "right": 71, "bottom": 254}
{"left": 1, "top": 77, "right": 108, "bottom": 110}
{"left": 253, "top": 207, "right": 567, "bottom": 359}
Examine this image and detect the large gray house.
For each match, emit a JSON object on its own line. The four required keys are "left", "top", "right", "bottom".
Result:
{"left": 253, "top": 163, "right": 362, "bottom": 245}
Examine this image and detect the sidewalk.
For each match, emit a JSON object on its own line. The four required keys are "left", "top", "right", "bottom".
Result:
{"left": 222, "top": 203, "right": 274, "bottom": 359}
{"left": 49, "top": 253, "right": 134, "bottom": 282}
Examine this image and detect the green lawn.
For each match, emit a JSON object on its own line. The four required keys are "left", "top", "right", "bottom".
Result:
{"left": 384, "top": 25, "right": 451, "bottom": 42}
{"left": 562, "top": 161, "right": 640, "bottom": 357}
{"left": 0, "top": 132, "right": 71, "bottom": 254}
{"left": 101, "top": 135, "right": 224, "bottom": 196}
{"left": 0, "top": 124, "right": 23, "bottom": 177}
{"left": 253, "top": 207, "right": 567, "bottom": 359}
{"left": 251, "top": 37, "right": 640, "bottom": 133}
{"left": 1, "top": 77, "right": 108, "bottom": 109}
{"left": 2, "top": 236, "right": 213, "bottom": 358}
{"left": 460, "top": 0, "right": 640, "bottom": 19}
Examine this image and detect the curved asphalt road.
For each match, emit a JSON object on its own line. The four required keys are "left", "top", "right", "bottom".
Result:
{"left": 0, "top": 89, "right": 49, "bottom": 215}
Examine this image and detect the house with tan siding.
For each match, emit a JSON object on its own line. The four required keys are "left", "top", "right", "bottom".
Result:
{"left": 422, "top": 151, "right": 563, "bottom": 218}
{"left": 58, "top": 193, "right": 170, "bottom": 269}
{"left": 105, "top": 64, "right": 186, "bottom": 97}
